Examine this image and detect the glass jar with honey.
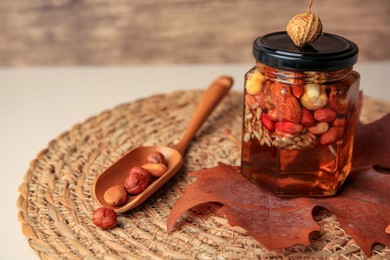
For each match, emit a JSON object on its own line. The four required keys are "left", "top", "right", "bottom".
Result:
{"left": 241, "top": 32, "right": 360, "bottom": 196}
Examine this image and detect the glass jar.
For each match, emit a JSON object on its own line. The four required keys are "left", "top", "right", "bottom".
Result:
{"left": 241, "top": 32, "right": 360, "bottom": 196}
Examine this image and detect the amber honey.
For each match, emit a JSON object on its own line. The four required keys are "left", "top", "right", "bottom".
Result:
{"left": 241, "top": 98, "right": 358, "bottom": 196}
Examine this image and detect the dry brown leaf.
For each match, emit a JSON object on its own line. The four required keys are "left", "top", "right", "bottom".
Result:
{"left": 167, "top": 114, "right": 390, "bottom": 256}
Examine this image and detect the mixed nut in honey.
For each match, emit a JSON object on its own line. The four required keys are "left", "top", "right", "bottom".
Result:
{"left": 240, "top": 32, "right": 360, "bottom": 196}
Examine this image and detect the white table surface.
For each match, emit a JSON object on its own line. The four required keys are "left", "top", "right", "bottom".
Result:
{"left": 1, "top": 62, "right": 389, "bottom": 259}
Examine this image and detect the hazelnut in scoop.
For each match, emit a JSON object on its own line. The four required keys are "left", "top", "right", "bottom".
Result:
{"left": 124, "top": 166, "right": 151, "bottom": 194}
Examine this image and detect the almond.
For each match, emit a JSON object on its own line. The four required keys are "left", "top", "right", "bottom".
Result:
{"left": 280, "top": 96, "right": 302, "bottom": 123}
{"left": 319, "top": 127, "right": 344, "bottom": 145}
{"left": 261, "top": 113, "right": 275, "bottom": 131}
{"left": 104, "top": 185, "right": 127, "bottom": 207}
{"left": 301, "top": 109, "right": 316, "bottom": 127}
{"left": 314, "top": 108, "right": 337, "bottom": 122}
{"left": 141, "top": 163, "right": 168, "bottom": 177}
{"left": 275, "top": 122, "right": 303, "bottom": 134}
{"left": 269, "top": 82, "right": 302, "bottom": 123}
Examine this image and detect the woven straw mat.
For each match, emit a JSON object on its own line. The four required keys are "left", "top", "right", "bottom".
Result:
{"left": 17, "top": 90, "right": 390, "bottom": 260}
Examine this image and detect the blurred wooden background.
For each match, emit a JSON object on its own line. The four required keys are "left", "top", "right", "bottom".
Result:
{"left": 1, "top": 0, "right": 389, "bottom": 66}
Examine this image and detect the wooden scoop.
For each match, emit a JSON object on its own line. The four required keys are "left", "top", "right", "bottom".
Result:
{"left": 93, "top": 76, "right": 233, "bottom": 213}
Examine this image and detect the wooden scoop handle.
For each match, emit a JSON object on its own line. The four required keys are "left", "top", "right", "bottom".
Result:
{"left": 171, "top": 76, "right": 233, "bottom": 154}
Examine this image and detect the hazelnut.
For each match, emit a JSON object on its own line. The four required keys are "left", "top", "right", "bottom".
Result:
{"left": 269, "top": 82, "right": 302, "bottom": 124}
{"left": 245, "top": 70, "right": 265, "bottom": 95}
{"left": 124, "top": 166, "right": 151, "bottom": 194}
{"left": 146, "top": 152, "right": 167, "bottom": 166}
{"left": 300, "top": 84, "right": 328, "bottom": 110}
{"left": 141, "top": 163, "right": 168, "bottom": 177}
{"left": 92, "top": 207, "right": 117, "bottom": 229}
{"left": 104, "top": 185, "right": 127, "bottom": 207}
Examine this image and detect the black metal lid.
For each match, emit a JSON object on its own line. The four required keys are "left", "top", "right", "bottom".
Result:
{"left": 253, "top": 31, "right": 359, "bottom": 71}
